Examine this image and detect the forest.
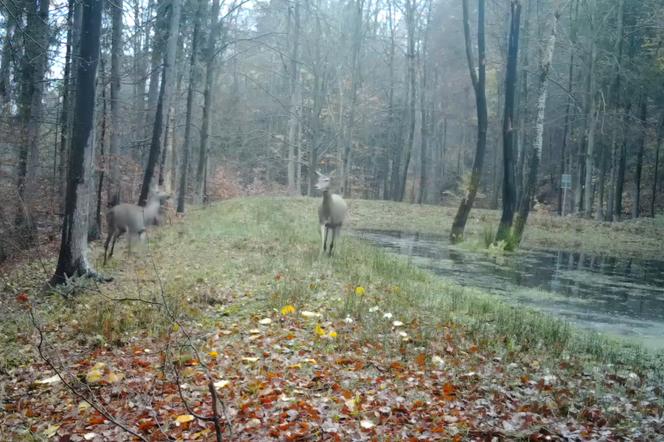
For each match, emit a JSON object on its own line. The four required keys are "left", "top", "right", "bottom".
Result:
{"left": 1, "top": 0, "right": 664, "bottom": 440}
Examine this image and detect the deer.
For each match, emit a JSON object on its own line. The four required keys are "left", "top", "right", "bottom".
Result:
{"left": 103, "top": 189, "right": 170, "bottom": 264}
{"left": 315, "top": 170, "right": 347, "bottom": 256}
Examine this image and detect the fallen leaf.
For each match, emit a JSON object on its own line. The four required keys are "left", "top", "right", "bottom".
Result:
{"left": 208, "top": 351, "right": 219, "bottom": 358}
{"left": 175, "top": 414, "right": 195, "bottom": 425}
{"left": 280, "top": 305, "right": 296, "bottom": 315}
{"left": 360, "top": 419, "right": 375, "bottom": 429}
{"left": 393, "top": 320, "right": 404, "bottom": 327}
{"left": 83, "top": 432, "right": 97, "bottom": 440}
{"left": 315, "top": 324, "right": 326, "bottom": 337}
{"left": 301, "top": 311, "right": 322, "bottom": 318}
{"left": 355, "top": 286, "right": 365, "bottom": 296}
{"left": 43, "top": 424, "right": 60, "bottom": 438}
{"left": 242, "top": 357, "right": 259, "bottom": 363}
{"left": 35, "top": 374, "right": 61, "bottom": 385}
{"left": 214, "top": 380, "right": 230, "bottom": 389}
{"left": 259, "top": 318, "right": 272, "bottom": 325}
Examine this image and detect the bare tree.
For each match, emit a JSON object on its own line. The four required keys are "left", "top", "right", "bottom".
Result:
{"left": 449, "top": 0, "right": 488, "bottom": 242}
{"left": 139, "top": 0, "right": 181, "bottom": 206}
{"left": 108, "top": 0, "right": 123, "bottom": 201}
{"left": 52, "top": 0, "right": 105, "bottom": 284}
{"left": 513, "top": 5, "right": 560, "bottom": 243}
{"left": 495, "top": 0, "right": 521, "bottom": 245}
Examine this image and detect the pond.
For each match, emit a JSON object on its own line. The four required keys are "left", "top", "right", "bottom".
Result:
{"left": 352, "top": 229, "right": 664, "bottom": 350}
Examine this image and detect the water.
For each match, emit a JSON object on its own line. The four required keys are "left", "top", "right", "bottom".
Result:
{"left": 353, "top": 229, "right": 664, "bottom": 349}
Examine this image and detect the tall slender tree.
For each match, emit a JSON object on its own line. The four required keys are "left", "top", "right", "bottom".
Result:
{"left": 495, "top": 0, "right": 521, "bottom": 245}
{"left": 449, "top": 0, "right": 488, "bottom": 242}
{"left": 52, "top": 0, "right": 105, "bottom": 284}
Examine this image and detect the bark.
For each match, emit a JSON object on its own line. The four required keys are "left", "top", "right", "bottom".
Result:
{"left": 0, "top": 1, "right": 16, "bottom": 108}
{"left": 614, "top": 100, "right": 631, "bottom": 218}
{"left": 582, "top": 9, "right": 597, "bottom": 217}
{"left": 513, "top": 8, "right": 559, "bottom": 244}
{"left": 177, "top": 0, "right": 205, "bottom": 213}
{"left": 145, "top": 0, "right": 164, "bottom": 149}
{"left": 52, "top": 0, "right": 104, "bottom": 284}
{"left": 633, "top": 97, "right": 647, "bottom": 218}
{"left": 195, "top": 0, "right": 222, "bottom": 204}
{"left": 652, "top": 116, "right": 663, "bottom": 217}
{"left": 514, "top": 0, "right": 531, "bottom": 206}
{"left": 91, "top": 61, "right": 108, "bottom": 241}
{"left": 607, "top": 0, "right": 625, "bottom": 220}
{"left": 450, "top": 0, "right": 487, "bottom": 242}
{"left": 108, "top": 0, "right": 123, "bottom": 202}
{"left": 495, "top": 0, "right": 521, "bottom": 245}
{"left": 139, "top": 0, "right": 181, "bottom": 206}
{"left": 16, "top": 0, "right": 51, "bottom": 244}
{"left": 398, "top": 0, "right": 416, "bottom": 202}
{"left": 342, "top": 0, "right": 364, "bottom": 197}
{"left": 417, "top": 0, "right": 432, "bottom": 204}
{"left": 287, "top": 0, "right": 301, "bottom": 194}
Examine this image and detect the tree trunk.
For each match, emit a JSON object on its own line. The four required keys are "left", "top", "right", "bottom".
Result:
{"left": 108, "top": 0, "right": 123, "bottom": 202}
{"left": 614, "top": 100, "right": 631, "bottom": 218}
{"left": 195, "top": 0, "right": 222, "bottom": 204}
{"left": 139, "top": 0, "right": 181, "bottom": 206}
{"left": 633, "top": 97, "right": 647, "bottom": 218}
{"left": 287, "top": 0, "right": 301, "bottom": 194}
{"left": 398, "top": 0, "right": 417, "bottom": 202}
{"left": 52, "top": 0, "right": 104, "bottom": 284}
{"left": 91, "top": 61, "right": 108, "bottom": 241}
{"left": 583, "top": 10, "right": 597, "bottom": 218}
{"left": 651, "top": 115, "right": 663, "bottom": 217}
{"left": 450, "top": 0, "right": 487, "bottom": 242}
{"left": 177, "top": 0, "right": 205, "bottom": 213}
{"left": 417, "top": 0, "right": 432, "bottom": 205}
{"left": 514, "top": 0, "right": 531, "bottom": 207}
{"left": 16, "top": 0, "right": 51, "bottom": 245}
{"left": 0, "top": 1, "right": 16, "bottom": 108}
{"left": 144, "top": 0, "right": 164, "bottom": 152}
{"left": 513, "top": 8, "right": 559, "bottom": 244}
{"left": 495, "top": 0, "right": 521, "bottom": 245}
{"left": 342, "top": 0, "right": 364, "bottom": 197}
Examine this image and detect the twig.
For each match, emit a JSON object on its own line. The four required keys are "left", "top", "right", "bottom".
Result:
{"left": 28, "top": 305, "right": 149, "bottom": 442}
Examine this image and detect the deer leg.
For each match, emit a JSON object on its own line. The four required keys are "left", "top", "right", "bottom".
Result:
{"left": 328, "top": 227, "right": 337, "bottom": 256}
{"left": 320, "top": 224, "right": 327, "bottom": 253}
{"left": 103, "top": 231, "right": 113, "bottom": 265}
{"left": 109, "top": 232, "right": 119, "bottom": 259}
{"left": 323, "top": 225, "right": 329, "bottom": 252}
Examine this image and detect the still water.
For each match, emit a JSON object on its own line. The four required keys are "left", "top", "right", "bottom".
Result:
{"left": 353, "top": 229, "right": 664, "bottom": 349}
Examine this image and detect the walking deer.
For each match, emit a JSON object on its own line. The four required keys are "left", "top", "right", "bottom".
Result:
{"left": 103, "top": 189, "right": 170, "bottom": 264}
{"left": 316, "top": 171, "right": 347, "bottom": 256}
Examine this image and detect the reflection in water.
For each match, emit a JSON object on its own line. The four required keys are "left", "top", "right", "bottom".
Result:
{"left": 353, "top": 229, "right": 664, "bottom": 349}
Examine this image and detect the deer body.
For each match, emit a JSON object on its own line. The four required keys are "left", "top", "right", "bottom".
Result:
{"left": 103, "top": 191, "right": 169, "bottom": 264}
{"left": 316, "top": 172, "right": 347, "bottom": 256}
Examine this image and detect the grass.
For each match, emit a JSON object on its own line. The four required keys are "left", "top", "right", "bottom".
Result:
{"left": 97, "top": 197, "right": 660, "bottom": 369}
{"left": 348, "top": 199, "right": 664, "bottom": 259}
{"left": 2, "top": 197, "right": 663, "bottom": 440}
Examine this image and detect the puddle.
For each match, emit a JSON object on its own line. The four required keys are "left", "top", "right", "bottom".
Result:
{"left": 353, "top": 229, "right": 664, "bottom": 350}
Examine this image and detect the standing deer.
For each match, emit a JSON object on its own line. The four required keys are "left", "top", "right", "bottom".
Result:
{"left": 316, "top": 171, "right": 347, "bottom": 256}
{"left": 103, "top": 189, "right": 170, "bottom": 264}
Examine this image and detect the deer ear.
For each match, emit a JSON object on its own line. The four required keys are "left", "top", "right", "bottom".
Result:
{"left": 316, "top": 170, "right": 323, "bottom": 176}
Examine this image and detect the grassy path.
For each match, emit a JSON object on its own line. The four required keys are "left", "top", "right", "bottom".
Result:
{"left": 1, "top": 198, "right": 662, "bottom": 440}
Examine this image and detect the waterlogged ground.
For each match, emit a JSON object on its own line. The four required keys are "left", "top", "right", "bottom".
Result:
{"left": 2, "top": 198, "right": 664, "bottom": 440}
{"left": 353, "top": 229, "right": 664, "bottom": 350}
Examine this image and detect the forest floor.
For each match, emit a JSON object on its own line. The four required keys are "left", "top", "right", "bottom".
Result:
{"left": 1, "top": 197, "right": 663, "bottom": 441}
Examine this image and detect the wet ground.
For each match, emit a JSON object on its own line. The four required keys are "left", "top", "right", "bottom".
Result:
{"left": 353, "top": 229, "right": 664, "bottom": 349}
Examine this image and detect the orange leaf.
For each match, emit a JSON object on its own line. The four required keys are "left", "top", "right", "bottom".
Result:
{"left": 415, "top": 353, "right": 426, "bottom": 368}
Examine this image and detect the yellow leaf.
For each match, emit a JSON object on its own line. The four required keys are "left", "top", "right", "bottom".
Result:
{"left": 328, "top": 330, "right": 338, "bottom": 338}
{"left": 78, "top": 401, "right": 91, "bottom": 412}
{"left": 105, "top": 371, "right": 122, "bottom": 383}
{"left": 314, "top": 324, "right": 325, "bottom": 337}
{"left": 354, "top": 286, "right": 365, "bottom": 296}
{"left": 175, "top": 414, "right": 195, "bottom": 425}
{"left": 85, "top": 369, "right": 103, "bottom": 384}
{"left": 242, "top": 357, "right": 259, "bottom": 363}
{"left": 208, "top": 351, "right": 219, "bottom": 358}
{"left": 44, "top": 424, "right": 60, "bottom": 438}
{"left": 280, "top": 305, "right": 296, "bottom": 315}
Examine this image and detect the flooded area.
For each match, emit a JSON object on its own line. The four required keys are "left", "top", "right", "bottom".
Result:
{"left": 353, "top": 229, "right": 664, "bottom": 350}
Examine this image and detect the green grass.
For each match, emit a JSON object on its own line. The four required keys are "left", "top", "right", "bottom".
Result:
{"left": 2, "top": 197, "right": 660, "bottom": 375}
{"left": 348, "top": 199, "right": 664, "bottom": 259}
{"left": 135, "top": 197, "right": 660, "bottom": 370}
